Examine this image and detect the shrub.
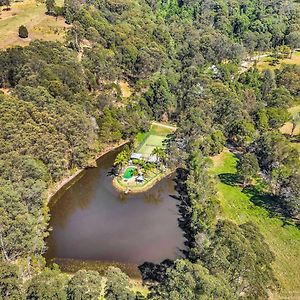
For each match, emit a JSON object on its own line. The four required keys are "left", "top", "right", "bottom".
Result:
{"left": 19, "top": 25, "right": 28, "bottom": 38}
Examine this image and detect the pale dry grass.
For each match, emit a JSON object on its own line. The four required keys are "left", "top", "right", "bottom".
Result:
{"left": 280, "top": 105, "right": 300, "bottom": 136}
{"left": 119, "top": 81, "right": 132, "bottom": 98}
{"left": 257, "top": 51, "right": 300, "bottom": 70}
{"left": 0, "top": 0, "right": 69, "bottom": 49}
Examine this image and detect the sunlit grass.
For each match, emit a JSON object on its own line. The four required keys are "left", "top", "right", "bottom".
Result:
{"left": 257, "top": 51, "right": 300, "bottom": 71}
{"left": 211, "top": 151, "right": 300, "bottom": 297}
{"left": 0, "top": 0, "right": 68, "bottom": 49}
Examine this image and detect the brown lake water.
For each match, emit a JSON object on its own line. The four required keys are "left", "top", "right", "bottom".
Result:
{"left": 45, "top": 146, "right": 184, "bottom": 266}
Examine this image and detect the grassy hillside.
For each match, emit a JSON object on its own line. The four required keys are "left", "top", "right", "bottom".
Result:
{"left": 211, "top": 150, "right": 300, "bottom": 297}
{"left": 0, "top": 0, "right": 69, "bottom": 49}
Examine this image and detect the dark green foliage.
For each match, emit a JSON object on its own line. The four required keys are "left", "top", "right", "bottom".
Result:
{"left": 237, "top": 152, "right": 260, "bottom": 186}
{"left": 105, "top": 267, "right": 135, "bottom": 300}
{"left": 26, "top": 267, "right": 68, "bottom": 300}
{"left": 149, "top": 259, "right": 234, "bottom": 300}
{"left": 18, "top": 25, "right": 28, "bottom": 39}
{"left": 0, "top": 262, "right": 23, "bottom": 300}
{"left": 175, "top": 151, "right": 218, "bottom": 258}
{"left": 201, "top": 220, "right": 278, "bottom": 299}
{"left": 145, "top": 76, "right": 176, "bottom": 121}
{"left": 67, "top": 269, "right": 102, "bottom": 300}
{"left": 46, "top": 0, "right": 56, "bottom": 15}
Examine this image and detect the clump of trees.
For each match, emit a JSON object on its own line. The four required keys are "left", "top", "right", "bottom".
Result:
{"left": 0, "top": 263, "right": 141, "bottom": 300}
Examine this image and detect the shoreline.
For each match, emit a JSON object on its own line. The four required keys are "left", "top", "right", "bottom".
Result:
{"left": 47, "top": 140, "right": 129, "bottom": 202}
{"left": 112, "top": 169, "right": 175, "bottom": 194}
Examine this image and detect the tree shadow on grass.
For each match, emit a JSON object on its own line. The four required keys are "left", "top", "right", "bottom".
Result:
{"left": 218, "top": 173, "right": 240, "bottom": 186}
{"left": 242, "top": 185, "right": 300, "bottom": 229}
{"left": 242, "top": 185, "right": 285, "bottom": 218}
{"left": 219, "top": 172, "right": 300, "bottom": 228}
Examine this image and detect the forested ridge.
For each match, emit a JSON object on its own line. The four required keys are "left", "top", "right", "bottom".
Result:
{"left": 0, "top": 0, "right": 300, "bottom": 298}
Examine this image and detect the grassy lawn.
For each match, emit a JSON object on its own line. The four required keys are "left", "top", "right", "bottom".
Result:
{"left": 135, "top": 122, "right": 176, "bottom": 152}
{"left": 0, "top": 0, "right": 69, "bottom": 49}
{"left": 257, "top": 51, "right": 300, "bottom": 71}
{"left": 211, "top": 150, "right": 300, "bottom": 297}
{"left": 137, "top": 135, "right": 166, "bottom": 156}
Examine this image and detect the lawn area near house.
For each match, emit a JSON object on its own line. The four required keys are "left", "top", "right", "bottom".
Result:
{"left": 137, "top": 135, "right": 166, "bottom": 156}
{"left": 113, "top": 122, "right": 176, "bottom": 193}
{"left": 211, "top": 150, "right": 300, "bottom": 297}
{"left": 0, "top": 0, "right": 68, "bottom": 49}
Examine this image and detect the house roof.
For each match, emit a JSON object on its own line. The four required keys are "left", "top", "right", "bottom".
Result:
{"left": 147, "top": 155, "right": 157, "bottom": 163}
{"left": 131, "top": 153, "right": 143, "bottom": 159}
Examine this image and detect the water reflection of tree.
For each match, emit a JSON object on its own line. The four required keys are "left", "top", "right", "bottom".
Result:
{"left": 50, "top": 149, "right": 122, "bottom": 228}
{"left": 143, "top": 186, "right": 163, "bottom": 205}
{"left": 118, "top": 192, "right": 129, "bottom": 203}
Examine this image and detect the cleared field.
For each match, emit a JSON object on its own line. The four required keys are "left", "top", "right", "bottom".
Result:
{"left": 280, "top": 105, "right": 300, "bottom": 136}
{"left": 211, "top": 151, "right": 300, "bottom": 297}
{"left": 137, "top": 135, "right": 166, "bottom": 156}
{"left": 257, "top": 51, "right": 300, "bottom": 70}
{"left": 0, "top": 0, "right": 69, "bottom": 49}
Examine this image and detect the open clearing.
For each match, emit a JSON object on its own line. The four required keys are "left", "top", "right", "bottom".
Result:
{"left": 257, "top": 51, "right": 300, "bottom": 70}
{"left": 135, "top": 122, "right": 175, "bottom": 156}
{"left": 0, "top": 0, "right": 69, "bottom": 49}
{"left": 137, "top": 135, "right": 166, "bottom": 156}
{"left": 211, "top": 151, "right": 300, "bottom": 297}
{"left": 280, "top": 105, "right": 300, "bottom": 136}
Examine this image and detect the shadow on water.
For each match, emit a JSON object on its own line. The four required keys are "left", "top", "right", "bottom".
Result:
{"left": 45, "top": 145, "right": 185, "bottom": 271}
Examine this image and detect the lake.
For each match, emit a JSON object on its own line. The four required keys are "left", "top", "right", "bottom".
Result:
{"left": 45, "top": 145, "right": 184, "bottom": 267}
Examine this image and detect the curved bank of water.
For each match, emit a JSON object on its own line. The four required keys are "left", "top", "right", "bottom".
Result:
{"left": 45, "top": 145, "right": 184, "bottom": 271}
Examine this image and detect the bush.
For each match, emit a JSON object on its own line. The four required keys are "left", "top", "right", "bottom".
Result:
{"left": 19, "top": 25, "right": 28, "bottom": 38}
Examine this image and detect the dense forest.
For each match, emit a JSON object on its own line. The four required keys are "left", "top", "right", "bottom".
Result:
{"left": 0, "top": 0, "right": 300, "bottom": 298}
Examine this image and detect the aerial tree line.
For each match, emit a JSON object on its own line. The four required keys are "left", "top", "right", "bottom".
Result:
{"left": 0, "top": 0, "right": 300, "bottom": 298}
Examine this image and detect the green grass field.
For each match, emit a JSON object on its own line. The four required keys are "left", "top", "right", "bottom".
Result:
{"left": 137, "top": 135, "right": 166, "bottom": 156}
{"left": 135, "top": 122, "right": 176, "bottom": 156}
{"left": 211, "top": 151, "right": 300, "bottom": 297}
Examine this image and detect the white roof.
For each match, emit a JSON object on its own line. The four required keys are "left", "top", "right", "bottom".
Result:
{"left": 148, "top": 155, "right": 157, "bottom": 163}
{"left": 131, "top": 153, "right": 143, "bottom": 159}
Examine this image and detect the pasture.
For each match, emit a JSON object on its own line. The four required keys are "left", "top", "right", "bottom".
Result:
{"left": 211, "top": 150, "right": 300, "bottom": 297}
{"left": 0, "top": 0, "right": 69, "bottom": 49}
{"left": 257, "top": 51, "right": 300, "bottom": 70}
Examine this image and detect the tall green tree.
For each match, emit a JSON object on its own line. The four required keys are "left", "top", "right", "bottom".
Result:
{"left": 105, "top": 267, "right": 135, "bottom": 300}
{"left": 202, "top": 220, "right": 277, "bottom": 299}
{"left": 26, "top": 267, "right": 68, "bottom": 300}
{"left": 237, "top": 152, "right": 260, "bottom": 187}
{"left": 67, "top": 270, "right": 102, "bottom": 300}
{"left": 46, "top": 0, "right": 56, "bottom": 15}
{"left": 0, "top": 262, "right": 23, "bottom": 300}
